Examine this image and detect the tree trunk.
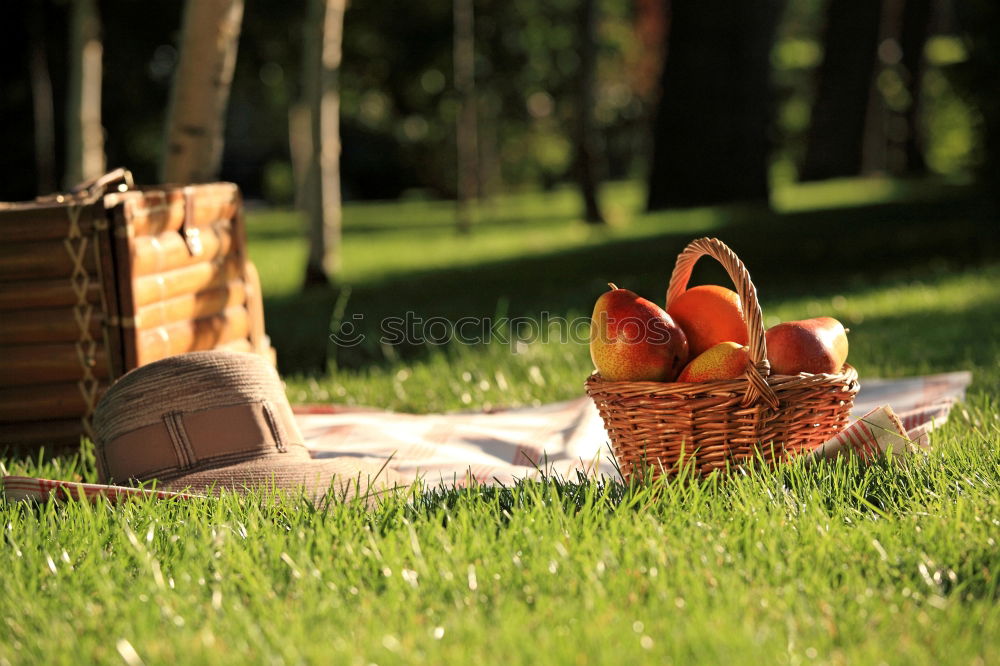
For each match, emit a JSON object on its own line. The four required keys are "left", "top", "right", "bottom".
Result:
{"left": 28, "top": 2, "right": 56, "bottom": 195}
{"left": 952, "top": 0, "right": 1000, "bottom": 191}
{"left": 477, "top": 102, "right": 501, "bottom": 203}
{"left": 302, "top": 0, "right": 346, "bottom": 287}
{"left": 288, "top": 104, "right": 311, "bottom": 210}
{"left": 161, "top": 0, "right": 244, "bottom": 183}
{"left": 453, "top": 0, "right": 477, "bottom": 233}
{"left": 799, "top": 0, "right": 883, "bottom": 181}
{"left": 65, "top": 0, "right": 106, "bottom": 188}
{"left": 899, "top": 0, "right": 932, "bottom": 174}
{"left": 646, "top": 0, "right": 784, "bottom": 211}
{"left": 574, "top": 0, "right": 605, "bottom": 224}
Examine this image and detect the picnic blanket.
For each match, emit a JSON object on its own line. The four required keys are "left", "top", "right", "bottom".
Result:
{"left": 303, "top": 371, "right": 972, "bottom": 485}
{"left": 2, "top": 371, "right": 973, "bottom": 502}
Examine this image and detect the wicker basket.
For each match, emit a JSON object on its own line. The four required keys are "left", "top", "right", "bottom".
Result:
{"left": 586, "top": 237, "right": 859, "bottom": 479}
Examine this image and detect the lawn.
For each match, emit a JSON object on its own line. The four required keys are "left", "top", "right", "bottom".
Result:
{"left": 2, "top": 179, "right": 999, "bottom": 664}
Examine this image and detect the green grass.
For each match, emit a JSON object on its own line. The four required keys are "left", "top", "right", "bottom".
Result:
{"left": 2, "top": 415, "right": 998, "bottom": 664}
{"left": 3, "top": 178, "right": 999, "bottom": 664}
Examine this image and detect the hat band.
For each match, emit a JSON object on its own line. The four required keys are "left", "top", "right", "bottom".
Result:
{"left": 99, "top": 400, "right": 302, "bottom": 484}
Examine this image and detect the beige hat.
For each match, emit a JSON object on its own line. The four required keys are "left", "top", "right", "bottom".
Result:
{"left": 92, "top": 350, "right": 402, "bottom": 502}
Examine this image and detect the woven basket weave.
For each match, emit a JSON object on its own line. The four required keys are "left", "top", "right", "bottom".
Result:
{"left": 586, "top": 237, "right": 859, "bottom": 479}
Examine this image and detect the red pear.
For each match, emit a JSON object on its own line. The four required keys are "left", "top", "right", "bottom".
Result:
{"left": 590, "top": 284, "right": 689, "bottom": 382}
{"left": 766, "top": 317, "right": 849, "bottom": 375}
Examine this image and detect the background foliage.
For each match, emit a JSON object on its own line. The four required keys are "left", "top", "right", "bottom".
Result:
{"left": 0, "top": 0, "right": 991, "bottom": 202}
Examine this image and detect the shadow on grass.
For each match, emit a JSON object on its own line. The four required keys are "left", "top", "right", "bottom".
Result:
{"left": 265, "top": 191, "right": 999, "bottom": 375}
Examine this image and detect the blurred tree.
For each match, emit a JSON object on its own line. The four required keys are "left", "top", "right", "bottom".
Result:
{"left": 162, "top": 0, "right": 244, "bottom": 183}
{"left": 647, "top": 0, "right": 784, "bottom": 210}
{"left": 221, "top": 1, "right": 304, "bottom": 199}
{"left": 898, "top": 0, "right": 933, "bottom": 174}
{"left": 454, "top": 0, "right": 477, "bottom": 233}
{"left": 799, "top": 0, "right": 882, "bottom": 181}
{"left": 573, "top": 0, "right": 605, "bottom": 224}
{"left": 302, "top": 0, "right": 346, "bottom": 286}
{"left": 28, "top": 1, "right": 56, "bottom": 194}
{"left": 97, "top": 1, "right": 183, "bottom": 189}
{"left": 337, "top": 0, "right": 451, "bottom": 197}
{"left": 953, "top": 1, "right": 1000, "bottom": 191}
{"left": 65, "top": 0, "right": 105, "bottom": 188}
{"left": 632, "top": 0, "right": 668, "bottom": 101}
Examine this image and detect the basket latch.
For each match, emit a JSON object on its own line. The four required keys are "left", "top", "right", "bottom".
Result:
{"left": 180, "top": 186, "right": 204, "bottom": 257}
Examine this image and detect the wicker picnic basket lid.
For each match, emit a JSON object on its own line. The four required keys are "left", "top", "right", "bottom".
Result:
{"left": 585, "top": 237, "right": 859, "bottom": 479}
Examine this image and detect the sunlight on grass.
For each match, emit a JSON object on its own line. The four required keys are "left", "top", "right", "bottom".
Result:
{"left": 770, "top": 175, "right": 970, "bottom": 212}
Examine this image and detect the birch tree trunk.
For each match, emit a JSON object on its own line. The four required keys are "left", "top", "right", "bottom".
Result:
{"left": 161, "top": 0, "right": 244, "bottom": 183}
{"left": 453, "top": 0, "right": 477, "bottom": 233}
{"left": 303, "top": 0, "right": 346, "bottom": 286}
{"left": 65, "top": 0, "right": 105, "bottom": 188}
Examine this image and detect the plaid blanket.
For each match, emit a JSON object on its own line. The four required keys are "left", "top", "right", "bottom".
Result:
{"left": 303, "top": 371, "right": 972, "bottom": 485}
{"left": 3, "top": 371, "right": 973, "bottom": 502}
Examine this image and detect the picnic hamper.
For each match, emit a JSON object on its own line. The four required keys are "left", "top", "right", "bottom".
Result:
{"left": 586, "top": 237, "right": 859, "bottom": 479}
{"left": 0, "top": 169, "right": 274, "bottom": 449}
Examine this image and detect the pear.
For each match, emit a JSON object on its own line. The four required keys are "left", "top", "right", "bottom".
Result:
{"left": 766, "top": 316, "right": 849, "bottom": 375}
{"left": 590, "top": 284, "right": 689, "bottom": 382}
{"left": 677, "top": 341, "right": 750, "bottom": 383}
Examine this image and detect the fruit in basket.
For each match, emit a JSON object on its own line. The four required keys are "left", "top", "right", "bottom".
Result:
{"left": 765, "top": 317, "right": 849, "bottom": 375}
{"left": 666, "top": 285, "right": 748, "bottom": 357}
{"left": 590, "top": 284, "right": 689, "bottom": 382}
{"left": 677, "top": 341, "right": 750, "bottom": 383}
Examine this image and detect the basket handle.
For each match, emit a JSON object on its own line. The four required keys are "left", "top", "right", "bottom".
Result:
{"left": 666, "top": 237, "right": 779, "bottom": 408}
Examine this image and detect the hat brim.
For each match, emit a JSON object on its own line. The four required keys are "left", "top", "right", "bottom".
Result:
{"left": 152, "top": 453, "right": 408, "bottom": 504}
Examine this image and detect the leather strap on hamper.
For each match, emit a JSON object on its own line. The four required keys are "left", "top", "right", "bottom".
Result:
{"left": 61, "top": 169, "right": 134, "bottom": 438}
